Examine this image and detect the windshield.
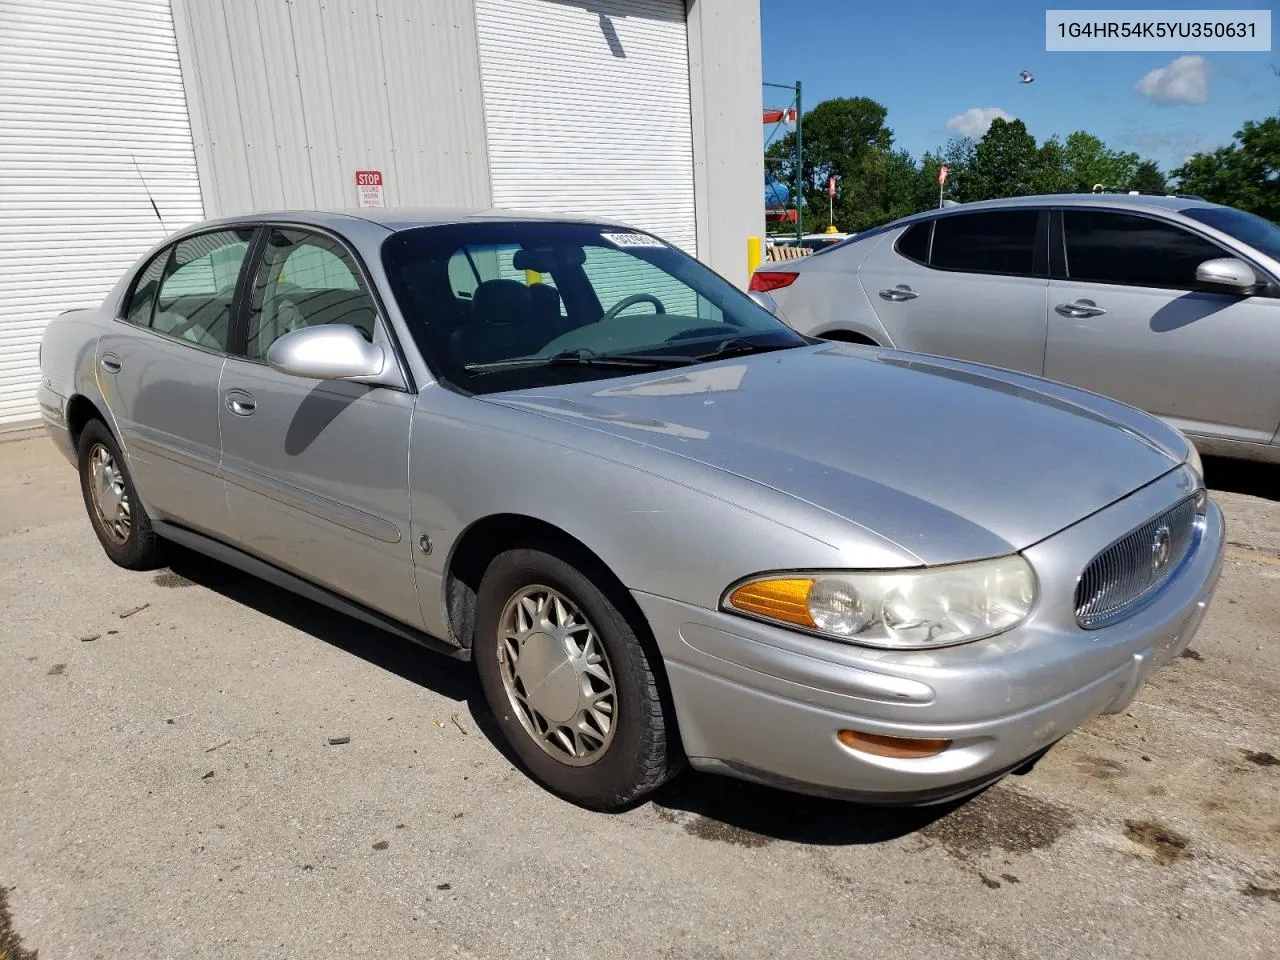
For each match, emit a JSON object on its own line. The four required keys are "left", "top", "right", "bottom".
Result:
{"left": 381, "top": 222, "right": 806, "bottom": 394}
{"left": 1181, "top": 206, "right": 1280, "bottom": 262}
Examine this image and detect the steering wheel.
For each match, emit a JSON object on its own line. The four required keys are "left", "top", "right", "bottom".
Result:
{"left": 602, "top": 293, "right": 666, "bottom": 321}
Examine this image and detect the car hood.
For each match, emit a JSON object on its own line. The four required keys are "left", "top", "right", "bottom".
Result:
{"left": 482, "top": 345, "right": 1183, "bottom": 563}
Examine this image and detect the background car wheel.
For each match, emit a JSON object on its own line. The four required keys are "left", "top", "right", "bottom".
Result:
{"left": 77, "top": 419, "right": 165, "bottom": 570}
{"left": 474, "top": 546, "right": 681, "bottom": 809}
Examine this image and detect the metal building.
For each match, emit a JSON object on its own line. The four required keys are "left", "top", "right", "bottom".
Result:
{"left": 0, "top": 0, "right": 763, "bottom": 428}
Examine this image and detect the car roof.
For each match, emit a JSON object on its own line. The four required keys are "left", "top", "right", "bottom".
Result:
{"left": 178, "top": 207, "right": 629, "bottom": 235}
{"left": 892, "top": 192, "right": 1220, "bottom": 226}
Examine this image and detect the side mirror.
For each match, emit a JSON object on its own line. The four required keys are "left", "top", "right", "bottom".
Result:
{"left": 1195, "top": 257, "right": 1258, "bottom": 294}
{"left": 266, "top": 325, "right": 388, "bottom": 383}
{"left": 748, "top": 290, "right": 779, "bottom": 315}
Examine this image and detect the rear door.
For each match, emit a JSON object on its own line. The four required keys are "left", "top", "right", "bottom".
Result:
{"left": 218, "top": 225, "right": 422, "bottom": 627}
{"left": 857, "top": 209, "right": 1050, "bottom": 374}
{"left": 1045, "top": 208, "right": 1280, "bottom": 444}
{"left": 96, "top": 228, "right": 255, "bottom": 539}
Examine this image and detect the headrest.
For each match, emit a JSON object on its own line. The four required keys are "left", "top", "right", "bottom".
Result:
{"left": 471, "top": 279, "right": 531, "bottom": 324}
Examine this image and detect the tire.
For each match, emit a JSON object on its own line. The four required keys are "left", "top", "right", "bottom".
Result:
{"left": 77, "top": 418, "right": 165, "bottom": 570}
{"left": 474, "top": 547, "right": 680, "bottom": 809}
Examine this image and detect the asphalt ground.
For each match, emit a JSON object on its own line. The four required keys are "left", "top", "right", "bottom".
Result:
{"left": 1, "top": 435, "right": 1277, "bottom": 959}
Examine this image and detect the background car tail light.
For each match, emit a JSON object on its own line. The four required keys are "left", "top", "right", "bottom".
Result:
{"left": 749, "top": 271, "right": 799, "bottom": 293}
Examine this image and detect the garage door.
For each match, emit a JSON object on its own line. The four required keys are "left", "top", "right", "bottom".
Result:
{"left": 0, "top": 0, "right": 204, "bottom": 426}
{"left": 473, "top": 0, "right": 697, "bottom": 257}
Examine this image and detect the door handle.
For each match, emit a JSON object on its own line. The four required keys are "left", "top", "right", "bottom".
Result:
{"left": 100, "top": 353, "right": 122, "bottom": 374}
{"left": 878, "top": 285, "right": 919, "bottom": 302}
{"left": 225, "top": 391, "right": 256, "bottom": 417}
{"left": 1054, "top": 299, "right": 1107, "bottom": 318}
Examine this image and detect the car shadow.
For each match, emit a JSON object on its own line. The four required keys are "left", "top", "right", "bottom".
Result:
{"left": 162, "top": 548, "right": 1012, "bottom": 846}
{"left": 1204, "top": 455, "right": 1279, "bottom": 503}
{"left": 164, "top": 549, "right": 478, "bottom": 704}
{"left": 649, "top": 771, "right": 964, "bottom": 845}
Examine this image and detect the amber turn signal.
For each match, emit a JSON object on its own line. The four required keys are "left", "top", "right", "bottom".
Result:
{"left": 837, "top": 730, "right": 952, "bottom": 759}
{"left": 726, "top": 578, "right": 816, "bottom": 628}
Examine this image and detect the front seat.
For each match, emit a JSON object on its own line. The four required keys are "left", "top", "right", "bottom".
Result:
{"left": 451, "top": 278, "right": 545, "bottom": 365}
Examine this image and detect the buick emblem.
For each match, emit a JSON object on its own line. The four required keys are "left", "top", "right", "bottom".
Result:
{"left": 1151, "top": 525, "right": 1172, "bottom": 573}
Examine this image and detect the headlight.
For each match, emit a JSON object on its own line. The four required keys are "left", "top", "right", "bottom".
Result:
{"left": 723, "top": 556, "right": 1036, "bottom": 650}
{"left": 1185, "top": 441, "right": 1204, "bottom": 486}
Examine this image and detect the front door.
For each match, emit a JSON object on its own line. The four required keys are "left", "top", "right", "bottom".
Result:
{"left": 1045, "top": 209, "right": 1280, "bottom": 445}
{"left": 96, "top": 228, "right": 255, "bottom": 539}
{"left": 858, "top": 209, "right": 1049, "bottom": 375}
{"left": 218, "top": 226, "right": 422, "bottom": 627}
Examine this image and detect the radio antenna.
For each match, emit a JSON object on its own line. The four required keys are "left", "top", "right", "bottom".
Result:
{"left": 131, "top": 155, "right": 168, "bottom": 236}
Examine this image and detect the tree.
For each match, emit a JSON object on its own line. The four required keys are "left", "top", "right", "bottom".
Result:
{"left": 1129, "top": 161, "right": 1167, "bottom": 193}
{"left": 1173, "top": 115, "right": 1280, "bottom": 220}
{"left": 969, "top": 118, "right": 1040, "bottom": 199}
{"left": 1061, "top": 132, "right": 1141, "bottom": 193}
{"left": 766, "top": 97, "right": 924, "bottom": 232}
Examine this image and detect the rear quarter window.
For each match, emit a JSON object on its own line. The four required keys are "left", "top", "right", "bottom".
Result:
{"left": 894, "top": 222, "right": 931, "bottom": 264}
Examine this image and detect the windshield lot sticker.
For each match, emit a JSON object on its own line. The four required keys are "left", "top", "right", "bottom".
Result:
{"left": 600, "top": 232, "right": 666, "bottom": 248}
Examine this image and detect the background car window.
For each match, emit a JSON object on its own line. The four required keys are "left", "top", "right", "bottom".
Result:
{"left": 125, "top": 248, "right": 168, "bottom": 326}
{"left": 246, "top": 229, "right": 378, "bottom": 361}
{"left": 895, "top": 221, "right": 931, "bottom": 264}
{"left": 150, "top": 229, "right": 254, "bottom": 350}
{"left": 1180, "top": 206, "right": 1280, "bottom": 263}
{"left": 1064, "top": 211, "right": 1226, "bottom": 289}
{"left": 930, "top": 211, "right": 1039, "bottom": 276}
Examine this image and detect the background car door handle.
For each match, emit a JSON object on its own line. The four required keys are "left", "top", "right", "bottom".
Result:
{"left": 879, "top": 285, "right": 919, "bottom": 302}
{"left": 225, "top": 391, "right": 256, "bottom": 417}
{"left": 99, "top": 353, "right": 122, "bottom": 374}
{"left": 1055, "top": 299, "right": 1107, "bottom": 318}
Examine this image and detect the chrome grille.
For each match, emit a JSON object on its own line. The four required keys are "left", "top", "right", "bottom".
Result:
{"left": 1074, "top": 496, "right": 1200, "bottom": 629}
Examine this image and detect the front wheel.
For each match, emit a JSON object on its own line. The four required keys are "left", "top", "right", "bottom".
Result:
{"left": 474, "top": 547, "right": 680, "bottom": 809}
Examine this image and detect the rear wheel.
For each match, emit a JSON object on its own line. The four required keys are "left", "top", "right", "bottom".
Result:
{"left": 77, "top": 419, "right": 164, "bottom": 569}
{"left": 474, "top": 547, "right": 680, "bottom": 809}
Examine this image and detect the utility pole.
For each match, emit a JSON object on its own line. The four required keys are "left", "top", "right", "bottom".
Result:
{"left": 794, "top": 80, "right": 803, "bottom": 240}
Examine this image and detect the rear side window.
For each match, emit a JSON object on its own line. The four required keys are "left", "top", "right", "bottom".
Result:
{"left": 1064, "top": 211, "right": 1228, "bottom": 289}
{"left": 895, "top": 222, "right": 931, "bottom": 264}
{"left": 151, "top": 230, "right": 254, "bottom": 350}
{"left": 930, "top": 211, "right": 1040, "bottom": 276}
{"left": 125, "top": 249, "right": 168, "bottom": 326}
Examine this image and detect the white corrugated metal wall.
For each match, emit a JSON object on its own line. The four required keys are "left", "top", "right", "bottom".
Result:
{"left": 170, "top": 0, "right": 493, "bottom": 216}
{"left": 0, "top": 0, "right": 204, "bottom": 426}
{"left": 473, "top": 0, "right": 699, "bottom": 257}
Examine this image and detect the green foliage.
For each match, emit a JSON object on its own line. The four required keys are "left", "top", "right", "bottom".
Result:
{"left": 1130, "top": 161, "right": 1167, "bottom": 193}
{"left": 1173, "top": 115, "right": 1280, "bottom": 221}
{"left": 765, "top": 96, "right": 1273, "bottom": 233}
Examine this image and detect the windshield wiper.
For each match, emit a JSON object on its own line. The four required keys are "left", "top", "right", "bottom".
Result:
{"left": 464, "top": 348, "right": 695, "bottom": 373}
{"left": 693, "top": 338, "right": 797, "bottom": 362}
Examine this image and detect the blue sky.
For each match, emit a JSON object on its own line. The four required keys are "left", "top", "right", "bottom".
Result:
{"left": 761, "top": 0, "right": 1277, "bottom": 171}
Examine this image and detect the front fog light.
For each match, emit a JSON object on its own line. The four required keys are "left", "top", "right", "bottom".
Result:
{"left": 724, "top": 555, "right": 1036, "bottom": 650}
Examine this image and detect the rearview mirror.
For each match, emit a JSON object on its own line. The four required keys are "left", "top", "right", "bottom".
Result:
{"left": 266, "top": 325, "right": 389, "bottom": 383}
{"left": 1195, "top": 257, "right": 1258, "bottom": 294}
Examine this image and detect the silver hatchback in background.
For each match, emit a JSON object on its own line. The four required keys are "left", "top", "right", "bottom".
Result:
{"left": 753, "top": 195, "right": 1280, "bottom": 464}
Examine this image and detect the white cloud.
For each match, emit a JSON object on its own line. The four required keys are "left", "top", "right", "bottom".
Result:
{"left": 945, "top": 107, "right": 1015, "bottom": 139}
{"left": 1135, "top": 56, "right": 1209, "bottom": 105}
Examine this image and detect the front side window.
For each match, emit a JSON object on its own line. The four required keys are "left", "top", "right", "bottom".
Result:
{"left": 245, "top": 228, "right": 378, "bottom": 361}
{"left": 146, "top": 229, "right": 254, "bottom": 350}
{"left": 381, "top": 222, "right": 805, "bottom": 395}
{"left": 1180, "top": 206, "right": 1280, "bottom": 263}
{"left": 929, "top": 211, "right": 1040, "bottom": 276}
{"left": 1064, "top": 211, "right": 1227, "bottom": 289}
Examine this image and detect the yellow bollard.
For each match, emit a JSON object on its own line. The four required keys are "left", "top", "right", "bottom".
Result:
{"left": 747, "top": 236, "right": 763, "bottom": 280}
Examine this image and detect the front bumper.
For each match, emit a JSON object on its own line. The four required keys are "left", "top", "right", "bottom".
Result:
{"left": 635, "top": 469, "right": 1225, "bottom": 805}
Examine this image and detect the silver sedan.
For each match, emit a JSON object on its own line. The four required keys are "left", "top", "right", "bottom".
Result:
{"left": 753, "top": 194, "right": 1280, "bottom": 464}
{"left": 39, "top": 209, "right": 1224, "bottom": 809}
